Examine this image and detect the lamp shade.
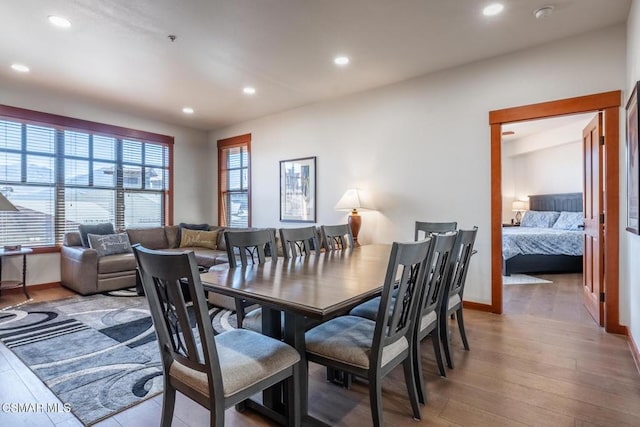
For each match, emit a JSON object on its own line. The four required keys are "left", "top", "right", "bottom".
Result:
{"left": 511, "top": 200, "right": 528, "bottom": 212}
{"left": 334, "top": 189, "right": 375, "bottom": 212}
{"left": 0, "top": 193, "right": 17, "bottom": 212}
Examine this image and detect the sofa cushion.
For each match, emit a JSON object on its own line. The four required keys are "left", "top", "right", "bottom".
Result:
{"left": 180, "top": 229, "right": 218, "bottom": 249}
{"left": 165, "top": 225, "right": 180, "bottom": 248}
{"left": 126, "top": 227, "right": 169, "bottom": 249}
{"left": 88, "top": 233, "right": 133, "bottom": 257}
{"left": 162, "top": 247, "right": 227, "bottom": 268}
{"left": 98, "top": 252, "right": 137, "bottom": 274}
{"left": 79, "top": 223, "right": 115, "bottom": 247}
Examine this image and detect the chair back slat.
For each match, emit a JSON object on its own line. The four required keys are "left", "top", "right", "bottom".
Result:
{"left": 280, "top": 226, "right": 319, "bottom": 259}
{"left": 321, "top": 224, "right": 354, "bottom": 250}
{"left": 447, "top": 227, "right": 478, "bottom": 299}
{"left": 372, "top": 239, "right": 431, "bottom": 360}
{"left": 419, "top": 233, "right": 458, "bottom": 318}
{"left": 414, "top": 221, "right": 457, "bottom": 241}
{"left": 225, "top": 229, "right": 278, "bottom": 267}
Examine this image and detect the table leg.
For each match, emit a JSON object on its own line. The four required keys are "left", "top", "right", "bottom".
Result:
{"left": 22, "top": 254, "right": 30, "bottom": 299}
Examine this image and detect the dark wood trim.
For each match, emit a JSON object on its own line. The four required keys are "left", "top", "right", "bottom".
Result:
{"left": 217, "top": 134, "right": 252, "bottom": 227}
{"left": 31, "top": 246, "right": 61, "bottom": 254}
{"left": 0, "top": 104, "right": 174, "bottom": 145}
{"left": 167, "top": 142, "right": 174, "bottom": 225}
{"left": 489, "top": 91, "right": 623, "bottom": 331}
{"left": 2, "top": 281, "right": 61, "bottom": 294}
{"left": 627, "top": 326, "right": 640, "bottom": 374}
{"left": 463, "top": 301, "right": 493, "bottom": 312}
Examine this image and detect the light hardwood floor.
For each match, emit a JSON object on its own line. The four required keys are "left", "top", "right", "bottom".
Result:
{"left": 1, "top": 275, "right": 639, "bottom": 426}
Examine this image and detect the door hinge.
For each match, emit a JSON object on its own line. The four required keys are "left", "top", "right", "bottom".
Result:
{"left": 600, "top": 292, "right": 606, "bottom": 303}
{"left": 600, "top": 135, "right": 605, "bottom": 145}
{"left": 600, "top": 213, "right": 605, "bottom": 224}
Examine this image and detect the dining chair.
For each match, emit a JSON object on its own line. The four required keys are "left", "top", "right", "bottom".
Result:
{"left": 279, "top": 226, "right": 320, "bottom": 259}
{"left": 440, "top": 227, "right": 478, "bottom": 370}
{"left": 305, "top": 239, "right": 432, "bottom": 426}
{"left": 414, "top": 221, "right": 457, "bottom": 240}
{"left": 412, "top": 232, "right": 457, "bottom": 403}
{"left": 224, "top": 229, "right": 278, "bottom": 330}
{"left": 133, "top": 245, "right": 300, "bottom": 427}
{"left": 321, "top": 224, "right": 354, "bottom": 250}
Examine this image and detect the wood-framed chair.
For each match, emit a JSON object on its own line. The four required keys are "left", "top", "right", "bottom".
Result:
{"left": 305, "top": 239, "right": 432, "bottom": 426}
{"left": 412, "top": 232, "right": 457, "bottom": 404}
{"left": 414, "top": 221, "right": 457, "bottom": 240}
{"left": 440, "top": 227, "right": 478, "bottom": 370}
{"left": 224, "top": 229, "right": 278, "bottom": 330}
{"left": 321, "top": 224, "right": 354, "bottom": 250}
{"left": 279, "top": 226, "right": 320, "bottom": 259}
{"left": 132, "top": 245, "right": 300, "bottom": 427}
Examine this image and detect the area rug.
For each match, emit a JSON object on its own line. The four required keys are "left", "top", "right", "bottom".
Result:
{"left": 0, "top": 290, "right": 236, "bottom": 426}
{"left": 503, "top": 274, "right": 553, "bottom": 285}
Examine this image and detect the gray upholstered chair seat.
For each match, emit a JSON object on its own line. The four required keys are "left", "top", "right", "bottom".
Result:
{"left": 169, "top": 328, "right": 299, "bottom": 398}
{"left": 448, "top": 294, "right": 461, "bottom": 310}
{"left": 305, "top": 315, "right": 408, "bottom": 369}
{"left": 419, "top": 311, "right": 437, "bottom": 332}
{"left": 242, "top": 307, "right": 263, "bottom": 332}
{"left": 348, "top": 296, "right": 381, "bottom": 320}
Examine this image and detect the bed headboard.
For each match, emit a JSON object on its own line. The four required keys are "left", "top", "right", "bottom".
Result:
{"left": 528, "top": 193, "right": 583, "bottom": 212}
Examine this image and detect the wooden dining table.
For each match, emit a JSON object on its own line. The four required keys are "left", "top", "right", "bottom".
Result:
{"left": 200, "top": 243, "right": 392, "bottom": 426}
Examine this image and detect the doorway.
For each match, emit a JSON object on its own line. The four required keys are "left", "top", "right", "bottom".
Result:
{"left": 489, "top": 91, "right": 625, "bottom": 334}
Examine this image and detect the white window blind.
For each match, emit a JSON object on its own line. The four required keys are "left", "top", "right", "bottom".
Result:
{"left": 218, "top": 135, "right": 250, "bottom": 227}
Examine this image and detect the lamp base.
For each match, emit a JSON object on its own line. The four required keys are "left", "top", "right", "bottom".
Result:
{"left": 515, "top": 211, "right": 522, "bottom": 225}
{"left": 348, "top": 211, "right": 361, "bottom": 246}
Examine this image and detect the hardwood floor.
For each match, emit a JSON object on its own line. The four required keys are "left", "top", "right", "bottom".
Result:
{"left": 1, "top": 279, "right": 639, "bottom": 426}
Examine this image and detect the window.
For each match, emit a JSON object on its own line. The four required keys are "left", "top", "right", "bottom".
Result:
{"left": 218, "top": 134, "right": 251, "bottom": 227}
{"left": 0, "top": 105, "right": 173, "bottom": 248}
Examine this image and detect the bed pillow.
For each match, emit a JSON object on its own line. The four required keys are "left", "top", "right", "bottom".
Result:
{"left": 520, "top": 211, "right": 560, "bottom": 228}
{"left": 552, "top": 211, "right": 584, "bottom": 230}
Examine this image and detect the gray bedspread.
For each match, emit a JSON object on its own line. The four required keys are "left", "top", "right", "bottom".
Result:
{"left": 502, "top": 227, "right": 583, "bottom": 260}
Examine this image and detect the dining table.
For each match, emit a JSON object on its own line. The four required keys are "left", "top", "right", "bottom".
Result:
{"left": 200, "top": 243, "right": 392, "bottom": 426}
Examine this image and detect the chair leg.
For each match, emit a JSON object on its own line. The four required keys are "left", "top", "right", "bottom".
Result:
{"left": 456, "top": 308, "right": 470, "bottom": 351}
{"left": 160, "top": 380, "right": 176, "bottom": 427}
{"left": 369, "top": 374, "right": 384, "bottom": 427}
{"left": 210, "top": 404, "right": 224, "bottom": 427}
{"left": 287, "top": 369, "right": 301, "bottom": 427}
{"left": 431, "top": 327, "right": 447, "bottom": 377}
{"left": 234, "top": 298, "right": 245, "bottom": 328}
{"left": 440, "top": 313, "right": 454, "bottom": 369}
{"left": 413, "top": 337, "right": 426, "bottom": 405}
{"left": 402, "top": 358, "right": 421, "bottom": 420}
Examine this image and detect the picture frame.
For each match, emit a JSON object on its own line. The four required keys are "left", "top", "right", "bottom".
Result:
{"left": 280, "top": 156, "right": 316, "bottom": 222}
{"left": 626, "top": 81, "right": 640, "bottom": 234}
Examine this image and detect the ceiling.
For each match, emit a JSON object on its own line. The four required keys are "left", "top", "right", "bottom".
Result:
{"left": 1, "top": 1, "right": 631, "bottom": 131}
{"left": 502, "top": 112, "right": 595, "bottom": 142}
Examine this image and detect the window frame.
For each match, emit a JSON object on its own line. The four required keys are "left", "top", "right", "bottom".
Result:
{"left": 218, "top": 134, "right": 251, "bottom": 227}
{"left": 0, "top": 104, "right": 174, "bottom": 249}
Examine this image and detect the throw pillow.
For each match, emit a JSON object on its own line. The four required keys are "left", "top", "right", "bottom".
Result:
{"left": 178, "top": 222, "right": 210, "bottom": 245}
{"left": 520, "top": 211, "right": 561, "bottom": 228}
{"left": 179, "top": 228, "right": 218, "bottom": 249}
{"left": 87, "top": 233, "right": 133, "bottom": 257}
{"left": 79, "top": 223, "right": 115, "bottom": 248}
{"left": 552, "top": 211, "right": 584, "bottom": 230}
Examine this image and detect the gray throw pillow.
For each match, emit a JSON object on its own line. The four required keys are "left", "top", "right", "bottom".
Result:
{"left": 79, "top": 223, "right": 115, "bottom": 248}
{"left": 87, "top": 233, "right": 133, "bottom": 257}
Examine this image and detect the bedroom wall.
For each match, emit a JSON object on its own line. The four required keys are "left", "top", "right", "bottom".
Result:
{"left": 209, "top": 25, "right": 627, "bottom": 305}
{"left": 625, "top": 0, "right": 640, "bottom": 352}
{"left": 0, "top": 85, "right": 212, "bottom": 286}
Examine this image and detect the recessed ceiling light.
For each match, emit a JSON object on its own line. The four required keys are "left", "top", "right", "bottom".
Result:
{"left": 483, "top": 3, "right": 504, "bottom": 16}
{"left": 11, "top": 64, "right": 30, "bottom": 73}
{"left": 243, "top": 87, "right": 256, "bottom": 95}
{"left": 182, "top": 107, "right": 194, "bottom": 114}
{"left": 334, "top": 56, "right": 350, "bottom": 66}
{"left": 48, "top": 15, "right": 71, "bottom": 28}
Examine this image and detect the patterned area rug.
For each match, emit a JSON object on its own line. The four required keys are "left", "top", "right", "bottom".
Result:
{"left": 503, "top": 274, "right": 553, "bottom": 285}
{"left": 0, "top": 290, "right": 235, "bottom": 426}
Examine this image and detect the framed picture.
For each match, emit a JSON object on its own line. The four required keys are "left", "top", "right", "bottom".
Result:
{"left": 280, "top": 156, "right": 316, "bottom": 222}
{"left": 627, "top": 81, "right": 640, "bottom": 234}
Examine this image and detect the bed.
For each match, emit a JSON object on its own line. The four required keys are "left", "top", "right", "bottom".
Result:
{"left": 502, "top": 193, "right": 584, "bottom": 276}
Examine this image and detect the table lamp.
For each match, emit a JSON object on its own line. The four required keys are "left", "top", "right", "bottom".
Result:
{"left": 512, "top": 200, "right": 528, "bottom": 224}
{"left": 0, "top": 192, "right": 19, "bottom": 251}
{"left": 335, "top": 188, "right": 375, "bottom": 245}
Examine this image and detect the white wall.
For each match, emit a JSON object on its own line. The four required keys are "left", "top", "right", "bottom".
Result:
{"left": 0, "top": 85, "right": 212, "bottom": 285}
{"left": 626, "top": 0, "right": 640, "bottom": 345}
{"left": 210, "top": 25, "right": 627, "bottom": 305}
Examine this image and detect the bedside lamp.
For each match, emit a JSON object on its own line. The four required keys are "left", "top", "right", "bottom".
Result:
{"left": 335, "top": 188, "right": 375, "bottom": 245}
{"left": 512, "top": 200, "right": 528, "bottom": 224}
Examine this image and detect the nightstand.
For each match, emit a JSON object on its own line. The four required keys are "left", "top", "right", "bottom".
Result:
{"left": 502, "top": 223, "right": 520, "bottom": 227}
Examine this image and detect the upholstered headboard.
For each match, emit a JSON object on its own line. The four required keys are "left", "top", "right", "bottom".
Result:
{"left": 528, "top": 193, "right": 583, "bottom": 212}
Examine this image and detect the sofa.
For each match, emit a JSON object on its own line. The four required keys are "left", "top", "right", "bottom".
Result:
{"left": 61, "top": 225, "right": 233, "bottom": 295}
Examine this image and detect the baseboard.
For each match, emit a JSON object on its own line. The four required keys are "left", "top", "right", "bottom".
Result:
{"left": 463, "top": 301, "right": 493, "bottom": 312}
{"left": 2, "top": 281, "right": 61, "bottom": 294}
{"left": 627, "top": 326, "right": 640, "bottom": 375}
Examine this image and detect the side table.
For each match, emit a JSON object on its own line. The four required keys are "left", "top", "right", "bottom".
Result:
{"left": 0, "top": 248, "right": 33, "bottom": 299}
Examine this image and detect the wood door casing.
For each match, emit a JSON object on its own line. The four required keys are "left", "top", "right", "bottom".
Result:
{"left": 582, "top": 113, "right": 604, "bottom": 325}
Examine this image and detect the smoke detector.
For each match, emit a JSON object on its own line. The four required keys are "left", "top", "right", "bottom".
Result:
{"left": 534, "top": 6, "right": 554, "bottom": 19}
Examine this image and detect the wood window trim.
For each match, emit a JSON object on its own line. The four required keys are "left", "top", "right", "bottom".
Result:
{"left": 489, "top": 90, "right": 623, "bottom": 334}
{"left": 217, "top": 133, "right": 251, "bottom": 227}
